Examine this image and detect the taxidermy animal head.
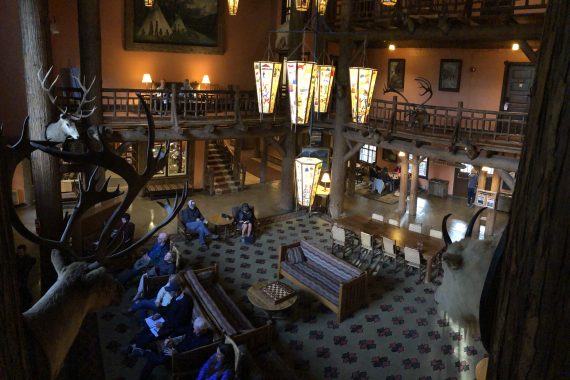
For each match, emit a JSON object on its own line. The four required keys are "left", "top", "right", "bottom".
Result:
{"left": 23, "top": 250, "right": 123, "bottom": 379}
{"left": 434, "top": 208, "right": 498, "bottom": 335}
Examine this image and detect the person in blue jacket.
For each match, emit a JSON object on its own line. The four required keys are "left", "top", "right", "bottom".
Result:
{"left": 196, "top": 343, "right": 235, "bottom": 380}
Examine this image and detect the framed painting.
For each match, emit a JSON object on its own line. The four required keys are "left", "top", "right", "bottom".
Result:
{"left": 382, "top": 149, "right": 398, "bottom": 163}
{"left": 387, "top": 59, "right": 405, "bottom": 90}
{"left": 124, "top": 0, "right": 224, "bottom": 54}
{"left": 439, "top": 59, "right": 462, "bottom": 92}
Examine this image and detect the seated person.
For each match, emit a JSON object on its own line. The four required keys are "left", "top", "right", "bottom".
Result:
{"left": 111, "top": 213, "right": 135, "bottom": 247}
{"left": 196, "top": 343, "right": 235, "bottom": 380}
{"left": 132, "top": 251, "right": 176, "bottom": 302}
{"left": 368, "top": 164, "right": 378, "bottom": 181}
{"left": 129, "top": 275, "right": 177, "bottom": 326}
{"left": 236, "top": 203, "right": 254, "bottom": 242}
{"left": 134, "top": 317, "right": 214, "bottom": 380}
{"left": 117, "top": 232, "right": 169, "bottom": 286}
{"left": 380, "top": 167, "right": 394, "bottom": 193}
{"left": 131, "top": 280, "right": 193, "bottom": 350}
{"left": 179, "top": 200, "right": 218, "bottom": 249}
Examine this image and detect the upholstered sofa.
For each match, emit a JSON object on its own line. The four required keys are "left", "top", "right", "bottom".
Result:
{"left": 278, "top": 240, "right": 368, "bottom": 322}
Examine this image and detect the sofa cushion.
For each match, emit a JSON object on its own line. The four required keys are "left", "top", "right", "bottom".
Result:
{"left": 281, "top": 261, "right": 339, "bottom": 305}
{"left": 286, "top": 246, "right": 306, "bottom": 264}
{"left": 300, "top": 240, "right": 362, "bottom": 281}
{"left": 184, "top": 270, "right": 238, "bottom": 336}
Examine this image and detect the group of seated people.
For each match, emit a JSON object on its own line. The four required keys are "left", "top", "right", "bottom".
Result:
{"left": 368, "top": 164, "right": 400, "bottom": 194}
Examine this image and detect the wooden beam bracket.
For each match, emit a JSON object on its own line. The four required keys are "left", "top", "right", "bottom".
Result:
{"left": 343, "top": 142, "right": 364, "bottom": 162}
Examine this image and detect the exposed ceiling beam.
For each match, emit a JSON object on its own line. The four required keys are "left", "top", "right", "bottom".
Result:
{"left": 518, "top": 40, "right": 538, "bottom": 64}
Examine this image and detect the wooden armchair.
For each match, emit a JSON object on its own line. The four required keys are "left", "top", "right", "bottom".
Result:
{"left": 177, "top": 215, "right": 199, "bottom": 243}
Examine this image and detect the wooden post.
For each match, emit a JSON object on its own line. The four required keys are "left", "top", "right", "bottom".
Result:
{"left": 279, "top": 131, "right": 295, "bottom": 211}
{"left": 233, "top": 85, "right": 241, "bottom": 123}
{"left": 19, "top": 0, "right": 63, "bottom": 293}
{"left": 346, "top": 154, "right": 357, "bottom": 196}
{"left": 472, "top": 166, "right": 488, "bottom": 237}
{"left": 328, "top": 0, "right": 351, "bottom": 219}
{"left": 484, "top": 170, "right": 501, "bottom": 237}
{"left": 488, "top": 2, "right": 570, "bottom": 378}
{"left": 398, "top": 153, "right": 409, "bottom": 214}
{"left": 170, "top": 83, "right": 179, "bottom": 132}
{"left": 259, "top": 137, "right": 268, "bottom": 183}
{"left": 409, "top": 155, "right": 419, "bottom": 217}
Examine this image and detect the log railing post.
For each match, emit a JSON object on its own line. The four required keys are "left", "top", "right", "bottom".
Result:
{"left": 233, "top": 86, "right": 241, "bottom": 123}
{"left": 472, "top": 165, "right": 488, "bottom": 237}
{"left": 409, "top": 154, "right": 419, "bottom": 217}
{"left": 398, "top": 152, "right": 409, "bottom": 214}
{"left": 171, "top": 83, "right": 179, "bottom": 132}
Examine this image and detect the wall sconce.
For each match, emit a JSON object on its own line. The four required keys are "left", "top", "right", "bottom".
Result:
{"left": 398, "top": 151, "right": 406, "bottom": 157}
{"left": 142, "top": 73, "right": 153, "bottom": 89}
{"left": 512, "top": 43, "right": 520, "bottom": 51}
{"left": 388, "top": 44, "right": 396, "bottom": 51}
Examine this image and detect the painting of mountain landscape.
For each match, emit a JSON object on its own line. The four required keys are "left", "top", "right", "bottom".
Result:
{"left": 125, "top": 0, "right": 223, "bottom": 54}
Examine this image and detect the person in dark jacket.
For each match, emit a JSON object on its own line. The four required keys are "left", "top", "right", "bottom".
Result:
{"left": 236, "top": 203, "right": 254, "bottom": 241}
{"left": 134, "top": 317, "right": 214, "bottom": 380}
{"left": 179, "top": 200, "right": 218, "bottom": 249}
{"left": 467, "top": 168, "right": 479, "bottom": 207}
{"left": 117, "top": 232, "right": 169, "bottom": 286}
{"left": 132, "top": 251, "right": 176, "bottom": 302}
{"left": 196, "top": 343, "right": 235, "bottom": 380}
{"left": 111, "top": 213, "right": 135, "bottom": 247}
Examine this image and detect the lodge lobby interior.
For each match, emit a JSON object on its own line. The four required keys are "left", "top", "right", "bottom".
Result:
{"left": 1, "top": 1, "right": 569, "bottom": 380}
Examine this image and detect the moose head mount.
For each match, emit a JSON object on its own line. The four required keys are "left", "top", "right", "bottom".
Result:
{"left": 37, "top": 66, "right": 97, "bottom": 143}
{"left": 384, "top": 77, "right": 433, "bottom": 130}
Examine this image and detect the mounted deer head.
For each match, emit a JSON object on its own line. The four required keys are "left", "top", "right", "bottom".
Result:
{"left": 37, "top": 66, "right": 96, "bottom": 143}
{"left": 384, "top": 77, "right": 433, "bottom": 129}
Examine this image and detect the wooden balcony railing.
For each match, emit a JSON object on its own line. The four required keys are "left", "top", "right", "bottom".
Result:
{"left": 337, "top": 0, "right": 548, "bottom": 24}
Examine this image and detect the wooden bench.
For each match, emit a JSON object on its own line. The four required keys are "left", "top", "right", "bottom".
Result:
{"left": 278, "top": 240, "right": 368, "bottom": 322}
{"left": 145, "top": 181, "right": 188, "bottom": 200}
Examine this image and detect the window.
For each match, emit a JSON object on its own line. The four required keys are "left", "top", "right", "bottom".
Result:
{"left": 359, "top": 145, "right": 377, "bottom": 164}
{"left": 408, "top": 154, "right": 429, "bottom": 178}
{"left": 460, "top": 164, "right": 494, "bottom": 175}
{"left": 153, "top": 141, "right": 188, "bottom": 177}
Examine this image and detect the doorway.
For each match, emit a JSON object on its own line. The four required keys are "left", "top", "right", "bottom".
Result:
{"left": 500, "top": 62, "right": 535, "bottom": 113}
{"left": 453, "top": 165, "right": 492, "bottom": 198}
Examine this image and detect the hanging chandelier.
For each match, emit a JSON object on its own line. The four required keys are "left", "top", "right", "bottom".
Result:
{"left": 318, "top": 0, "right": 328, "bottom": 15}
{"left": 296, "top": 0, "right": 311, "bottom": 12}
{"left": 313, "top": 65, "right": 335, "bottom": 113}
{"left": 287, "top": 61, "right": 317, "bottom": 125}
{"left": 254, "top": 61, "right": 282, "bottom": 114}
{"left": 295, "top": 157, "right": 323, "bottom": 208}
{"left": 227, "top": 0, "right": 239, "bottom": 15}
{"left": 144, "top": 0, "right": 154, "bottom": 7}
{"left": 349, "top": 67, "right": 378, "bottom": 124}
{"left": 380, "top": 0, "right": 397, "bottom": 6}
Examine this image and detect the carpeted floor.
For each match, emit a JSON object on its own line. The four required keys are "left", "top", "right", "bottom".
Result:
{"left": 98, "top": 216, "right": 486, "bottom": 380}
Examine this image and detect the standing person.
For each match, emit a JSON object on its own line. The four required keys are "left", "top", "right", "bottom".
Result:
{"left": 236, "top": 203, "right": 254, "bottom": 242}
{"left": 196, "top": 343, "right": 235, "bottom": 380}
{"left": 179, "top": 200, "right": 218, "bottom": 250}
{"left": 467, "top": 168, "right": 479, "bottom": 207}
{"left": 16, "top": 244, "right": 36, "bottom": 310}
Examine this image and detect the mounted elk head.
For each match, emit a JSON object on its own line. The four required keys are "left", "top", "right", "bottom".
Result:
{"left": 37, "top": 66, "right": 96, "bottom": 143}
{"left": 384, "top": 77, "right": 433, "bottom": 129}
{"left": 1, "top": 95, "right": 188, "bottom": 379}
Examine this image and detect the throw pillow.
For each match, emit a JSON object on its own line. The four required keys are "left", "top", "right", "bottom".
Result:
{"left": 286, "top": 246, "right": 306, "bottom": 264}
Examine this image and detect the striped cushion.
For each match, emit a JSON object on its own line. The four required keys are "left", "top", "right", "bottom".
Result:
{"left": 281, "top": 261, "right": 339, "bottom": 305}
{"left": 300, "top": 240, "right": 362, "bottom": 281}
{"left": 184, "top": 270, "right": 238, "bottom": 336}
{"left": 286, "top": 246, "right": 306, "bottom": 264}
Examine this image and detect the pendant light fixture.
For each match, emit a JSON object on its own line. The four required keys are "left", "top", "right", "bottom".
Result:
{"left": 318, "top": 0, "right": 328, "bottom": 15}
{"left": 144, "top": 0, "right": 154, "bottom": 7}
{"left": 296, "top": 0, "right": 311, "bottom": 12}
{"left": 313, "top": 65, "right": 335, "bottom": 113}
{"left": 287, "top": 60, "right": 317, "bottom": 125}
{"left": 295, "top": 157, "right": 323, "bottom": 208}
{"left": 254, "top": 61, "right": 282, "bottom": 114}
{"left": 381, "top": 0, "right": 397, "bottom": 6}
{"left": 349, "top": 67, "right": 378, "bottom": 124}
{"left": 227, "top": 0, "right": 239, "bottom": 15}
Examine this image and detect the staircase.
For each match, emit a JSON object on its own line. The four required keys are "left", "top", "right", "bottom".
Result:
{"left": 206, "top": 142, "right": 242, "bottom": 195}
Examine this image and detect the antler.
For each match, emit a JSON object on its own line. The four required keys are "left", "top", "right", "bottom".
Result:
{"left": 383, "top": 83, "right": 410, "bottom": 104}
{"left": 69, "top": 74, "right": 97, "bottom": 120}
{"left": 37, "top": 66, "right": 68, "bottom": 115}
{"left": 415, "top": 77, "right": 433, "bottom": 106}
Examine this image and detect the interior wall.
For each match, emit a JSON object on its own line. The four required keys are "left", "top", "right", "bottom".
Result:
{"left": 367, "top": 47, "right": 529, "bottom": 111}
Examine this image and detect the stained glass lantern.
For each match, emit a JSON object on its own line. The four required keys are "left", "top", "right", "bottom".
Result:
{"left": 254, "top": 61, "right": 282, "bottom": 114}
{"left": 296, "top": 0, "right": 311, "bottom": 11}
{"left": 287, "top": 61, "right": 317, "bottom": 125}
{"left": 318, "top": 0, "right": 328, "bottom": 15}
{"left": 228, "top": 0, "right": 239, "bottom": 15}
{"left": 313, "top": 65, "right": 335, "bottom": 113}
{"left": 381, "top": 0, "right": 397, "bottom": 6}
{"left": 349, "top": 67, "right": 378, "bottom": 124}
{"left": 295, "top": 157, "right": 323, "bottom": 208}
{"left": 144, "top": 0, "right": 154, "bottom": 7}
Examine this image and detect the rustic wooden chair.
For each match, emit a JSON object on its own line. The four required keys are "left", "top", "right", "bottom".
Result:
{"left": 371, "top": 213, "right": 384, "bottom": 222}
{"left": 409, "top": 223, "right": 423, "bottom": 233}
{"left": 403, "top": 246, "right": 426, "bottom": 280}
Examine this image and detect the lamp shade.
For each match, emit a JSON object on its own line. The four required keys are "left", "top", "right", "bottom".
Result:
{"left": 398, "top": 151, "right": 406, "bottom": 157}
{"left": 318, "top": 0, "right": 328, "bottom": 14}
{"left": 254, "top": 61, "right": 282, "bottom": 114}
{"left": 313, "top": 65, "right": 335, "bottom": 113}
{"left": 296, "top": 0, "right": 311, "bottom": 11}
{"left": 295, "top": 157, "right": 323, "bottom": 207}
{"left": 321, "top": 172, "right": 331, "bottom": 184}
{"left": 228, "top": 0, "right": 239, "bottom": 15}
{"left": 144, "top": 0, "right": 154, "bottom": 7}
{"left": 142, "top": 73, "right": 153, "bottom": 84}
{"left": 287, "top": 61, "right": 317, "bottom": 125}
{"left": 201, "top": 75, "right": 211, "bottom": 84}
{"left": 349, "top": 67, "right": 378, "bottom": 124}
{"left": 381, "top": 0, "right": 397, "bottom": 6}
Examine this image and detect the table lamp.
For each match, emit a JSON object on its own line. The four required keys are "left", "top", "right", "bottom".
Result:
{"left": 321, "top": 172, "right": 331, "bottom": 191}
{"left": 142, "top": 73, "right": 153, "bottom": 89}
{"left": 201, "top": 74, "right": 210, "bottom": 90}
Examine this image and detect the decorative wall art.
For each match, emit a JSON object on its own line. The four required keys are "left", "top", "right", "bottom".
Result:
{"left": 439, "top": 59, "right": 462, "bottom": 92}
{"left": 388, "top": 59, "right": 405, "bottom": 90}
{"left": 382, "top": 149, "right": 398, "bottom": 163}
{"left": 125, "top": 0, "right": 224, "bottom": 54}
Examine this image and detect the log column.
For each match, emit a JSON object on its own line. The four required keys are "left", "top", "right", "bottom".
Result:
{"left": 398, "top": 153, "right": 409, "bottom": 214}
{"left": 484, "top": 170, "right": 501, "bottom": 237}
{"left": 346, "top": 154, "right": 357, "bottom": 196}
{"left": 409, "top": 154, "right": 420, "bottom": 217}
{"left": 329, "top": 0, "right": 351, "bottom": 219}
{"left": 279, "top": 131, "right": 295, "bottom": 210}
{"left": 472, "top": 166, "right": 488, "bottom": 238}
{"left": 259, "top": 137, "right": 268, "bottom": 183}
{"left": 19, "top": 0, "right": 63, "bottom": 293}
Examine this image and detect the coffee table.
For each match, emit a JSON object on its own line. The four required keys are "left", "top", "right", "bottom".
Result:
{"left": 208, "top": 214, "right": 233, "bottom": 240}
{"left": 247, "top": 281, "right": 298, "bottom": 321}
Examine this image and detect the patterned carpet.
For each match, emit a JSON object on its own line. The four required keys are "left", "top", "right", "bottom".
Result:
{"left": 97, "top": 216, "right": 486, "bottom": 380}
